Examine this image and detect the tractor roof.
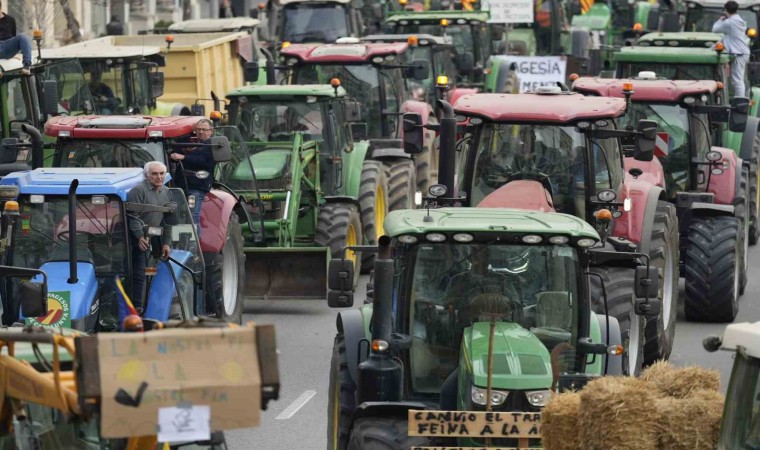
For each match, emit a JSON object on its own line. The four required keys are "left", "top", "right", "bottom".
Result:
{"left": 614, "top": 46, "right": 730, "bottom": 64}
{"left": 167, "top": 17, "right": 260, "bottom": 33}
{"left": 281, "top": 42, "right": 408, "bottom": 62}
{"left": 453, "top": 93, "right": 626, "bottom": 123}
{"left": 0, "top": 167, "right": 145, "bottom": 198}
{"left": 573, "top": 77, "right": 719, "bottom": 102}
{"left": 385, "top": 10, "right": 490, "bottom": 23}
{"left": 685, "top": 0, "right": 760, "bottom": 8}
{"left": 718, "top": 321, "right": 760, "bottom": 359}
{"left": 40, "top": 36, "right": 162, "bottom": 59}
{"left": 226, "top": 84, "right": 346, "bottom": 98}
{"left": 637, "top": 31, "right": 722, "bottom": 48}
{"left": 45, "top": 116, "right": 202, "bottom": 139}
{"left": 0, "top": 58, "right": 23, "bottom": 72}
{"left": 570, "top": 4, "right": 611, "bottom": 30}
{"left": 384, "top": 208, "right": 599, "bottom": 241}
{"left": 360, "top": 34, "right": 452, "bottom": 46}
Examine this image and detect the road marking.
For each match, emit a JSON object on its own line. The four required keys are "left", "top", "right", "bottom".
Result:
{"left": 276, "top": 390, "right": 316, "bottom": 420}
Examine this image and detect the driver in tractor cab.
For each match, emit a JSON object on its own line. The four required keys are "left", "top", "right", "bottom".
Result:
{"left": 87, "top": 71, "right": 118, "bottom": 114}
{"left": 269, "top": 107, "right": 309, "bottom": 140}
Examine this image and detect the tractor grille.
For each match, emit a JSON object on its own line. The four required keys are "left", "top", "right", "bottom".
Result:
{"left": 256, "top": 176, "right": 288, "bottom": 191}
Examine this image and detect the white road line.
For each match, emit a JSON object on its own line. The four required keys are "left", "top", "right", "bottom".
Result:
{"left": 275, "top": 390, "right": 317, "bottom": 420}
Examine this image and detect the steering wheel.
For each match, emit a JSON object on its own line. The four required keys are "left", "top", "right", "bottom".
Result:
{"left": 57, "top": 230, "right": 98, "bottom": 242}
{"left": 457, "top": 289, "right": 524, "bottom": 325}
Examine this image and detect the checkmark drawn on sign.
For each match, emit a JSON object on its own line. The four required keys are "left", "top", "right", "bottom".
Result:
{"left": 115, "top": 382, "right": 149, "bottom": 407}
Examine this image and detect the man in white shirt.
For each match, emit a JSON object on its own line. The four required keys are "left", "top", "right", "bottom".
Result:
{"left": 713, "top": 1, "right": 751, "bottom": 97}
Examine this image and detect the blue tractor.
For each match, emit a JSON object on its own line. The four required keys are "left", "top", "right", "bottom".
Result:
{"left": 0, "top": 167, "right": 207, "bottom": 330}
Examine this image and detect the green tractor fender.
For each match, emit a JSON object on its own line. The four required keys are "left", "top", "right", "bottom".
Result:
{"left": 341, "top": 140, "right": 371, "bottom": 199}
{"left": 586, "top": 311, "right": 604, "bottom": 375}
{"left": 335, "top": 305, "right": 374, "bottom": 386}
{"left": 150, "top": 100, "right": 192, "bottom": 116}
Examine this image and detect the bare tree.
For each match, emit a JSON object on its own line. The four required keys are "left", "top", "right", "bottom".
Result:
{"left": 58, "top": 0, "right": 82, "bottom": 43}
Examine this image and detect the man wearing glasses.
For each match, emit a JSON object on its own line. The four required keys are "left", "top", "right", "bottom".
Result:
{"left": 170, "top": 118, "right": 217, "bottom": 230}
{"left": 126, "top": 161, "right": 172, "bottom": 310}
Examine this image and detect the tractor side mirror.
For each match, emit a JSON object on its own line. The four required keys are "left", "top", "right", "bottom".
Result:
{"left": 328, "top": 290, "right": 354, "bottom": 308}
{"left": 20, "top": 281, "right": 47, "bottom": 318}
{"left": 749, "top": 62, "right": 760, "bottom": 85}
{"left": 729, "top": 96, "right": 750, "bottom": 132}
{"left": 406, "top": 59, "right": 430, "bottom": 81}
{"left": 42, "top": 80, "right": 60, "bottom": 116}
{"left": 0, "top": 138, "right": 19, "bottom": 164}
{"left": 210, "top": 136, "right": 232, "bottom": 162}
{"left": 402, "top": 112, "right": 423, "bottom": 154}
{"left": 327, "top": 259, "right": 355, "bottom": 308}
{"left": 633, "top": 119, "right": 657, "bottom": 161}
{"left": 150, "top": 71, "right": 165, "bottom": 99}
{"left": 244, "top": 61, "right": 260, "bottom": 83}
{"left": 191, "top": 104, "right": 206, "bottom": 117}
{"left": 635, "top": 297, "right": 661, "bottom": 316}
{"left": 344, "top": 100, "right": 363, "bottom": 122}
{"left": 634, "top": 265, "right": 659, "bottom": 298}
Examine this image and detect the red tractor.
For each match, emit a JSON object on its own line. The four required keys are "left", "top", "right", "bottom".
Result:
{"left": 278, "top": 38, "right": 438, "bottom": 196}
{"left": 43, "top": 115, "right": 249, "bottom": 323}
{"left": 443, "top": 88, "right": 678, "bottom": 369}
{"left": 573, "top": 76, "right": 751, "bottom": 323}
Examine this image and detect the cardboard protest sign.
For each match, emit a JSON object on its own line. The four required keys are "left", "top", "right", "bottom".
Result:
{"left": 485, "top": 0, "right": 534, "bottom": 23}
{"left": 500, "top": 56, "right": 567, "bottom": 93}
{"left": 97, "top": 326, "right": 261, "bottom": 438}
{"left": 408, "top": 410, "right": 541, "bottom": 437}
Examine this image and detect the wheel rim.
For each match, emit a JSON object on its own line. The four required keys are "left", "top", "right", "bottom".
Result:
{"left": 375, "top": 184, "right": 386, "bottom": 238}
{"left": 346, "top": 221, "right": 358, "bottom": 265}
{"left": 661, "top": 238, "right": 675, "bottom": 328}
{"left": 222, "top": 237, "right": 238, "bottom": 316}
{"left": 627, "top": 313, "right": 640, "bottom": 376}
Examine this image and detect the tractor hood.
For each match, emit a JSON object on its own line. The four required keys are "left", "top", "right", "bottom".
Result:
{"left": 248, "top": 150, "right": 291, "bottom": 181}
{"left": 463, "top": 322, "right": 552, "bottom": 391}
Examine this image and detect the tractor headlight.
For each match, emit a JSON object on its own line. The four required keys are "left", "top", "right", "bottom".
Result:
{"left": 525, "top": 389, "right": 552, "bottom": 407}
{"left": 471, "top": 386, "right": 508, "bottom": 406}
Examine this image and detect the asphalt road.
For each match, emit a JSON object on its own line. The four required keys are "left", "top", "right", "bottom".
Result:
{"left": 228, "top": 245, "right": 760, "bottom": 449}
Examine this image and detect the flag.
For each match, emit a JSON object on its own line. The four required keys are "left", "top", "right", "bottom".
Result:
{"left": 115, "top": 276, "right": 138, "bottom": 331}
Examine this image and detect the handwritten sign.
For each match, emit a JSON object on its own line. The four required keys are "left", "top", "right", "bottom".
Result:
{"left": 158, "top": 405, "right": 211, "bottom": 442}
{"left": 493, "top": 56, "right": 567, "bottom": 93}
{"left": 485, "top": 0, "right": 534, "bottom": 24}
{"left": 408, "top": 410, "right": 541, "bottom": 437}
{"left": 98, "top": 327, "right": 261, "bottom": 438}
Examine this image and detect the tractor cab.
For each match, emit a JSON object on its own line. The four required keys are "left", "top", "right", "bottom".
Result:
{"left": 683, "top": 0, "right": 760, "bottom": 51}
{"left": 265, "top": 0, "right": 364, "bottom": 51}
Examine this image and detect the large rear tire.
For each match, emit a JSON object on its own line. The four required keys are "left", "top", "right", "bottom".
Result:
{"left": 415, "top": 116, "right": 438, "bottom": 192}
{"left": 643, "top": 201, "right": 679, "bottom": 365}
{"left": 316, "top": 203, "right": 363, "bottom": 289}
{"left": 749, "top": 133, "right": 759, "bottom": 245}
{"left": 735, "top": 165, "right": 750, "bottom": 295}
{"left": 384, "top": 158, "right": 417, "bottom": 211}
{"left": 684, "top": 216, "right": 741, "bottom": 322}
{"left": 588, "top": 265, "right": 644, "bottom": 376}
{"left": 327, "top": 334, "right": 356, "bottom": 450}
{"left": 208, "top": 214, "right": 245, "bottom": 324}
{"left": 347, "top": 418, "right": 428, "bottom": 450}
{"left": 359, "top": 161, "right": 389, "bottom": 272}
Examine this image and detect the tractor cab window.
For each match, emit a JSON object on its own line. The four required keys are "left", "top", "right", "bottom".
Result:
{"left": 617, "top": 62, "right": 717, "bottom": 84}
{"left": 718, "top": 351, "right": 760, "bottom": 448}
{"left": 56, "top": 140, "right": 162, "bottom": 168}
{"left": 282, "top": 3, "right": 349, "bottom": 43}
{"left": 465, "top": 122, "right": 587, "bottom": 218}
{"left": 686, "top": 7, "right": 757, "bottom": 32}
{"left": 4, "top": 77, "right": 33, "bottom": 140}
{"left": 404, "top": 45, "right": 434, "bottom": 94}
{"left": 227, "top": 99, "right": 323, "bottom": 143}
{"left": 588, "top": 122, "right": 623, "bottom": 194}
{"left": 129, "top": 67, "right": 150, "bottom": 114}
{"left": 79, "top": 66, "right": 124, "bottom": 115}
{"left": 407, "top": 243, "right": 581, "bottom": 394}
{"left": 380, "top": 66, "right": 404, "bottom": 137}
{"left": 619, "top": 103, "right": 690, "bottom": 198}
{"left": 43, "top": 59, "right": 93, "bottom": 117}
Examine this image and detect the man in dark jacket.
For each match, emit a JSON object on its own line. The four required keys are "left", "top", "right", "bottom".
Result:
{"left": 106, "top": 15, "right": 124, "bottom": 36}
{"left": 170, "top": 118, "right": 216, "bottom": 231}
{"left": 0, "top": 1, "right": 32, "bottom": 75}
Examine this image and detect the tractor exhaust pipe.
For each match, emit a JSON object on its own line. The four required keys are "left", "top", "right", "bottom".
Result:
{"left": 358, "top": 235, "right": 402, "bottom": 404}
{"left": 22, "top": 124, "right": 44, "bottom": 170}
{"left": 67, "top": 179, "right": 78, "bottom": 284}
{"left": 437, "top": 99, "right": 457, "bottom": 198}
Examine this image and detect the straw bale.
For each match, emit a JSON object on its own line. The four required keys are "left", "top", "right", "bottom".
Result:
{"left": 655, "top": 389, "right": 724, "bottom": 450}
{"left": 542, "top": 392, "right": 581, "bottom": 450}
{"left": 577, "top": 376, "right": 658, "bottom": 450}
{"left": 641, "top": 361, "right": 720, "bottom": 398}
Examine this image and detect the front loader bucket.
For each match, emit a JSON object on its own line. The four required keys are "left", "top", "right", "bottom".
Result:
{"left": 244, "top": 247, "right": 328, "bottom": 302}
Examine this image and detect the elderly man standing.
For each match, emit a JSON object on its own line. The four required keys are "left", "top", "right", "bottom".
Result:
{"left": 127, "top": 161, "right": 172, "bottom": 310}
{"left": 713, "top": 0, "right": 751, "bottom": 97}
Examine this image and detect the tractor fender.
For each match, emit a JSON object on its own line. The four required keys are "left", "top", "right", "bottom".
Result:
{"left": 370, "top": 147, "right": 411, "bottom": 160}
{"left": 199, "top": 189, "right": 237, "bottom": 253}
{"left": 450, "top": 88, "right": 478, "bottom": 107}
{"left": 341, "top": 140, "right": 371, "bottom": 199}
{"left": 636, "top": 185, "right": 667, "bottom": 256}
{"left": 596, "top": 314, "right": 623, "bottom": 376}
{"left": 323, "top": 196, "right": 362, "bottom": 209}
{"left": 689, "top": 202, "right": 735, "bottom": 217}
{"left": 352, "top": 401, "right": 429, "bottom": 422}
{"left": 707, "top": 147, "right": 739, "bottom": 205}
{"left": 739, "top": 116, "right": 760, "bottom": 161}
{"left": 336, "top": 308, "right": 369, "bottom": 385}
{"left": 623, "top": 156, "right": 665, "bottom": 188}
{"left": 612, "top": 182, "right": 665, "bottom": 245}
{"left": 144, "top": 252, "right": 193, "bottom": 322}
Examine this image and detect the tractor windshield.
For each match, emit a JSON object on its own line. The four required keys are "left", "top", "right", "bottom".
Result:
{"left": 282, "top": 3, "right": 350, "bottom": 43}
{"left": 464, "top": 122, "right": 622, "bottom": 220}
{"left": 227, "top": 99, "right": 324, "bottom": 143}
{"left": 685, "top": 6, "right": 757, "bottom": 32}
{"left": 55, "top": 140, "right": 163, "bottom": 168}
{"left": 42, "top": 59, "right": 94, "bottom": 117}
{"left": 617, "top": 62, "right": 719, "bottom": 82}
{"left": 718, "top": 351, "right": 760, "bottom": 448}
{"left": 407, "top": 242, "right": 582, "bottom": 394}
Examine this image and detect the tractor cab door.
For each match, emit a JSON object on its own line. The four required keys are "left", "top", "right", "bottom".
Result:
{"left": 42, "top": 59, "right": 93, "bottom": 117}
{"left": 323, "top": 101, "right": 349, "bottom": 196}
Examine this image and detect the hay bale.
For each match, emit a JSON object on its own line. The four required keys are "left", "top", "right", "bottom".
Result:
{"left": 641, "top": 361, "right": 720, "bottom": 398}
{"left": 542, "top": 392, "right": 581, "bottom": 450}
{"left": 655, "top": 389, "right": 724, "bottom": 450}
{"left": 578, "top": 376, "right": 658, "bottom": 450}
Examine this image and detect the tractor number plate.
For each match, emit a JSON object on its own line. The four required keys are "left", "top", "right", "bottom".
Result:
{"left": 408, "top": 410, "right": 541, "bottom": 438}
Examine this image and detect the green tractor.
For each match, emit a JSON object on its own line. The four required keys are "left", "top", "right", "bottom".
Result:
{"left": 224, "top": 83, "right": 403, "bottom": 298}
{"left": 614, "top": 41, "right": 760, "bottom": 244}
{"left": 324, "top": 110, "right": 661, "bottom": 447}
{"left": 682, "top": 0, "right": 760, "bottom": 52}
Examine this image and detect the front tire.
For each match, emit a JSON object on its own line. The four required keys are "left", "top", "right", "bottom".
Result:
{"left": 588, "top": 265, "right": 644, "bottom": 376}
{"left": 327, "top": 335, "right": 356, "bottom": 450}
{"left": 316, "top": 203, "right": 363, "bottom": 289}
{"left": 347, "top": 418, "right": 428, "bottom": 450}
{"left": 384, "top": 159, "right": 417, "bottom": 211}
{"left": 735, "top": 165, "right": 750, "bottom": 295}
{"left": 359, "top": 161, "right": 389, "bottom": 272}
{"left": 684, "top": 216, "right": 741, "bottom": 322}
{"left": 643, "top": 201, "right": 679, "bottom": 365}
{"left": 208, "top": 214, "right": 245, "bottom": 324}
{"left": 748, "top": 133, "right": 759, "bottom": 245}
